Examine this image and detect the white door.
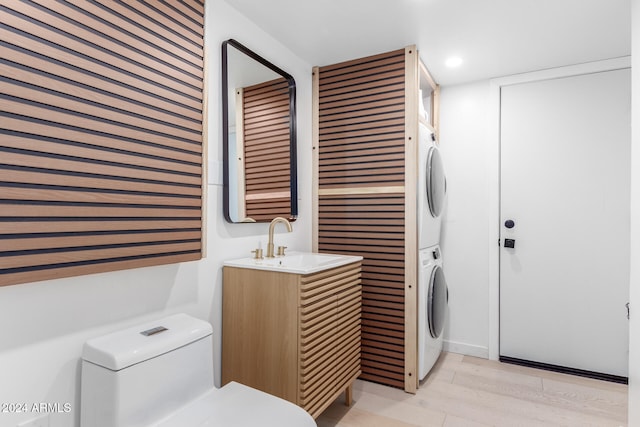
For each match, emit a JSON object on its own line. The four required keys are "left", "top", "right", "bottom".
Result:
{"left": 500, "top": 69, "right": 630, "bottom": 378}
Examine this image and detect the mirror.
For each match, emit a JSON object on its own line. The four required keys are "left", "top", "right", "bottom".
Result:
{"left": 222, "top": 39, "right": 298, "bottom": 223}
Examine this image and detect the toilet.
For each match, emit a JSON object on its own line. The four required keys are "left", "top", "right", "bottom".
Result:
{"left": 80, "top": 313, "right": 316, "bottom": 427}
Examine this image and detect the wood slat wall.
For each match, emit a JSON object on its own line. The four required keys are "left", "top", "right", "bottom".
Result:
{"left": 242, "top": 77, "right": 292, "bottom": 222}
{"left": 314, "top": 48, "right": 417, "bottom": 391}
{"left": 318, "top": 194, "right": 406, "bottom": 389}
{"left": 0, "top": 0, "right": 205, "bottom": 287}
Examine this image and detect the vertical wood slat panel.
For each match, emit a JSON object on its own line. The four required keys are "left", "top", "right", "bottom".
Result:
{"left": 403, "top": 46, "right": 419, "bottom": 394}
{"left": 316, "top": 48, "right": 414, "bottom": 391}
{"left": 0, "top": 0, "right": 204, "bottom": 287}
{"left": 242, "top": 77, "right": 292, "bottom": 222}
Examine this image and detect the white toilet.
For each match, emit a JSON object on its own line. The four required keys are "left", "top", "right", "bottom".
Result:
{"left": 80, "top": 313, "right": 317, "bottom": 427}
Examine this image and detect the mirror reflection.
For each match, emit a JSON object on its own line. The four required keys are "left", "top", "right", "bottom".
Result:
{"left": 222, "top": 39, "right": 298, "bottom": 223}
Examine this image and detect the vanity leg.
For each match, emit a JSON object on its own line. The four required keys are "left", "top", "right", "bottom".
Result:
{"left": 344, "top": 383, "right": 353, "bottom": 406}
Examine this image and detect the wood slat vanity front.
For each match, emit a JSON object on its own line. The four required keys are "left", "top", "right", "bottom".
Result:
{"left": 222, "top": 261, "right": 362, "bottom": 418}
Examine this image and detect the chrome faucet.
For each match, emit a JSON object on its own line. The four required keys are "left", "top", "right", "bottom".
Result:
{"left": 266, "top": 217, "right": 292, "bottom": 258}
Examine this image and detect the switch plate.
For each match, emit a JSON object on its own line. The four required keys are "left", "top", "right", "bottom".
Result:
{"left": 17, "top": 414, "right": 49, "bottom": 427}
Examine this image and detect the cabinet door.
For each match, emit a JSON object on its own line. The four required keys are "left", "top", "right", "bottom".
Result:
{"left": 299, "top": 263, "right": 361, "bottom": 418}
{"left": 299, "top": 271, "right": 339, "bottom": 416}
{"left": 334, "top": 274, "right": 362, "bottom": 394}
{"left": 314, "top": 47, "right": 420, "bottom": 392}
{"left": 222, "top": 268, "right": 299, "bottom": 402}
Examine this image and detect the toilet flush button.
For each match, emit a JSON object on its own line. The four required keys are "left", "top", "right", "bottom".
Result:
{"left": 140, "top": 326, "right": 168, "bottom": 336}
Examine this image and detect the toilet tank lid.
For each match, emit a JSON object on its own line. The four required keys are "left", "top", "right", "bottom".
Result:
{"left": 82, "top": 314, "right": 212, "bottom": 371}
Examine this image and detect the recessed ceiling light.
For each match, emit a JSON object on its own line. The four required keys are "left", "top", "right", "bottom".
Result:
{"left": 445, "top": 57, "right": 463, "bottom": 68}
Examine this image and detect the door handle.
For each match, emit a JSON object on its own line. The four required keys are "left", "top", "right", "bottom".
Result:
{"left": 504, "top": 238, "right": 515, "bottom": 248}
{"left": 627, "top": 302, "right": 630, "bottom": 320}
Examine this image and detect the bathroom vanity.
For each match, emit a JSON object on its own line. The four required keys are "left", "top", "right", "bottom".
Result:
{"left": 222, "top": 252, "right": 362, "bottom": 418}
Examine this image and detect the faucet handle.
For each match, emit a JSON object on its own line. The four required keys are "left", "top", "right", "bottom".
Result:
{"left": 251, "top": 248, "right": 263, "bottom": 259}
{"left": 277, "top": 246, "right": 287, "bottom": 256}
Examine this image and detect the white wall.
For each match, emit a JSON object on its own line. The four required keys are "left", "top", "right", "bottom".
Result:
{"left": 204, "top": 0, "right": 313, "bottom": 389}
{"left": 438, "top": 81, "right": 492, "bottom": 358}
{"left": 0, "top": 1, "right": 312, "bottom": 426}
{"left": 628, "top": 0, "right": 639, "bottom": 423}
{"left": 0, "top": 263, "right": 204, "bottom": 427}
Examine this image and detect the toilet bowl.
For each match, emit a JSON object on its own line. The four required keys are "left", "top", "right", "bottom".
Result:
{"left": 80, "top": 313, "right": 316, "bottom": 427}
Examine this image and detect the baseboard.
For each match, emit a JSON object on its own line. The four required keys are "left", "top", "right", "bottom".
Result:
{"left": 443, "top": 340, "right": 489, "bottom": 359}
{"left": 499, "top": 356, "right": 629, "bottom": 385}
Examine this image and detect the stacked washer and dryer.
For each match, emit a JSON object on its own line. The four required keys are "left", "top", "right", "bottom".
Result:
{"left": 417, "top": 121, "right": 449, "bottom": 381}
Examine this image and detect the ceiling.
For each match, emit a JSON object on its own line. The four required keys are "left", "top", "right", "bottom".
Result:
{"left": 223, "top": 0, "right": 630, "bottom": 86}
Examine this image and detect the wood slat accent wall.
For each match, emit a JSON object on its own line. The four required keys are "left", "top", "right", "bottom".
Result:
{"left": 313, "top": 47, "right": 419, "bottom": 392}
{"left": 241, "top": 77, "right": 292, "bottom": 222}
{"left": 0, "top": 0, "right": 205, "bottom": 287}
{"left": 318, "top": 194, "right": 405, "bottom": 389}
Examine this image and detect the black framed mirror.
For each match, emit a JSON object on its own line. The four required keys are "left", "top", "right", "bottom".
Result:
{"left": 222, "top": 39, "right": 298, "bottom": 223}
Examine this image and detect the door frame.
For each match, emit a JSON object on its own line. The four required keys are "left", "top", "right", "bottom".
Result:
{"left": 487, "top": 56, "right": 631, "bottom": 360}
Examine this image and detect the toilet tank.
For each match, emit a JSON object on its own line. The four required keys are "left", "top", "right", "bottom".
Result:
{"left": 80, "top": 314, "right": 214, "bottom": 427}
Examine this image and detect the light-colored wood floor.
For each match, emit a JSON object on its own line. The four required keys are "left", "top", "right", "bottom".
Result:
{"left": 316, "top": 352, "right": 628, "bottom": 427}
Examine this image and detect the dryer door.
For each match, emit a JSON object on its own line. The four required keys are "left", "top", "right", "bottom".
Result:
{"left": 428, "top": 265, "right": 448, "bottom": 338}
{"left": 426, "top": 146, "right": 446, "bottom": 218}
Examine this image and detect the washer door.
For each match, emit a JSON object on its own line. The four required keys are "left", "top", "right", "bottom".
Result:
{"left": 428, "top": 265, "right": 448, "bottom": 338}
{"left": 426, "top": 146, "right": 446, "bottom": 218}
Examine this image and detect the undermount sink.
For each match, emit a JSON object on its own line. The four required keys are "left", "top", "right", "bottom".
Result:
{"left": 223, "top": 251, "right": 362, "bottom": 274}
